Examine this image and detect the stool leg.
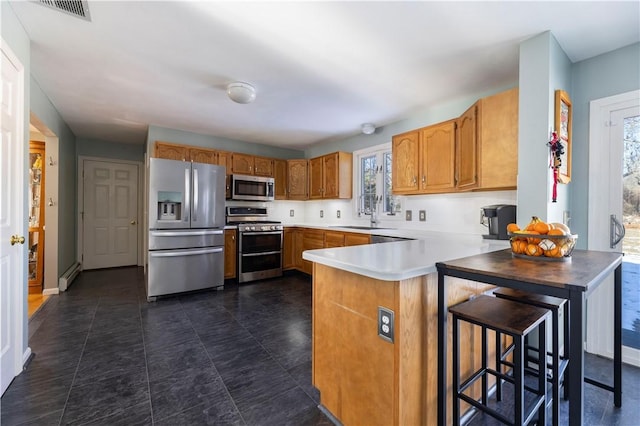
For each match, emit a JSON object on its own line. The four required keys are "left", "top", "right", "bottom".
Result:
{"left": 563, "top": 302, "right": 570, "bottom": 400}
{"left": 515, "top": 335, "right": 524, "bottom": 425}
{"left": 496, "top": 330, "right": 502, "bottom": 402}
{"left": 538, "top": 319, "right": 548, "bottom": 426}
{"left": 453, "top": 314, "right": 461, "bottom": 426}
{"left": 482, "top": 325, "right": 488, "bottom": 406}
{"left": 552, "top": 311, "right": 560, "bottom": 426}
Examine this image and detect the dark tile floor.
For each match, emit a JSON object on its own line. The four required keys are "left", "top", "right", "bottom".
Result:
{"left": 2, "top": 266, "right": 639, "bottom": 425}
{"left": 1, "top": 267, "right": 330, "bottom": 426}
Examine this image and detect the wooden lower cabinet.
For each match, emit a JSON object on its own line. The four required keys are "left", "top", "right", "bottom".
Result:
{"left": 224, "top": 229, "right": 237, "bottom": 279}
{"left": 283, "top": 228, "right": 296, "bottom": 270}
{"left": 312, "top": 264, "right": 497, "bottom": 425}
{"left": 301, "top": 229, "right": 324, "bottom": 275}
{"left": 344, "top": 232, "right": 370, "bottom": 246}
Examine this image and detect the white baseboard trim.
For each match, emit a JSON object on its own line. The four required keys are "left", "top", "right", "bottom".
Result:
{"left": 22, "top": 347, "right": 32, "bottom": 369}
{"left": 42, "top": 287, "right": 59, "bottom": 296}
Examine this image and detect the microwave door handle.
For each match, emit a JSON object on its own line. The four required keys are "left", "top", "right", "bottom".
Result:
{"left": 193, "top": 168, "right": 198, "bottom": 222}
{"left": 184, "top": 167, "right": 190, "bottom": 223}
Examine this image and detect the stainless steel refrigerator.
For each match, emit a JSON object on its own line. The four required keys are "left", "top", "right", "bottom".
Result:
{"left": 147, "top": 158, "right": 225, "bottom": 301}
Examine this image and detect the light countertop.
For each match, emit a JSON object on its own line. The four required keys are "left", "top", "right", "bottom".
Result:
{"left": 302, "top": 231, "right": 509, "bottom": 281}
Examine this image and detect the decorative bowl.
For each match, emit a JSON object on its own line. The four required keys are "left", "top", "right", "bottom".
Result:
{"left": 508, "top": 232, "right": 578, "bottom": 261}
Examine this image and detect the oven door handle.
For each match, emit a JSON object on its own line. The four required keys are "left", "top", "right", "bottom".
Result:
{"left": 241, "top": 231, "right": 283, "bottom": 236}
{"left": 241, "top": 250, "right": 281, "bottom": 257}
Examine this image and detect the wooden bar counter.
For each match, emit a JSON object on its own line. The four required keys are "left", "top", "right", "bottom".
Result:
{"left": 304, "top": 234, "right": 509, "bottom": 425}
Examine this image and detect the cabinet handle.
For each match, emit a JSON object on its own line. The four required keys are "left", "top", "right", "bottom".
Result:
{"left": 232, "top": 235, "right": 235, "bottom": 241}
{"left": 422, "top": 175, "right": 426, "bottom": 189}
{"left": 412, "top": 176, "right": 417, "bottom": 185}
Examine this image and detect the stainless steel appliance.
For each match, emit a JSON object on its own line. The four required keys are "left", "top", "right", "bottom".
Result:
{"left": 226, "top": 207, "right": 283, "bottom": 283}
{"left": 147, "top": 158, "right": 226, "bottom": 300}
{"left": 480, "top": 204, "right": 516, "bottom": 240}
{"left": 230, "top": 174, "right": 275, "bottom": 201}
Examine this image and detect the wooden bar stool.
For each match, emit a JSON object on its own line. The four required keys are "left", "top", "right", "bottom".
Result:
{"left": 493, "top": 287, "right": 569, "bottom": 426}
{"left": 449, "top": 295, "right": 550, "bottom": 425}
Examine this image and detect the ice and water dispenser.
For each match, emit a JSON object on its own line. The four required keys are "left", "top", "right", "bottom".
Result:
{"left": 157, "top": 192, "right": 182, "bottom": 222}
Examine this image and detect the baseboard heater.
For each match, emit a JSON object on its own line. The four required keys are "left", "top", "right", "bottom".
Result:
{"left": 59, "top": 262, "right": 81, "bottom": 291}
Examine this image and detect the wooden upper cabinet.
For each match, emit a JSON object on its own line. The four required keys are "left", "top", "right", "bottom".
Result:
{"left": 217, "top": 151, "right": 232, "bottom": 173}
{"left": 309, "top": 156, "right": 325, "bottom": 199}
{"left": 477, "top": 87, "right": 519, "bottom": 190}
{"left": 231, "top": 153, "right": 254, "bottom": 175}
{"left": 420, "top": 120, "right": 456, "bottom": 193}
{"left": 456, "top": 103, "right": 479, "bottom": 190}
{"left": 309, "top": 152, "right": 352, "bottom": 200}
{"left": 288, "top": 159, "right": 309, "bottom": 200}
{"left": 189, "top": 148, "right": 218, "bottom": 165}
{"left": 254, "top": 156, "right": 274, "bottom": 177}
{"left": 274, "top": 159, "right": 288, "bottom": 199}
{"left": 392, "top": 131, "right": 420, "bottom": 194}
{"left": 155, "top": 141, "right": 189, "bottom": 161}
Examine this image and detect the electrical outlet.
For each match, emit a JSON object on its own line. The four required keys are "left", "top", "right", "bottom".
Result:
{"left": 320, "top": 210, "right": 324, "bottom": 218}
{"left": 378, "top": 306, "right": 395, "bottom": 343}
{"left": 419, "top": 210, "right": 426, "bottom": 221}
{"left": 405, "top": 210, "right": 412, "bottom": 221}
{"left": 336, "top": 210, "right": 341, "bottom": 218}
{"left": 563, "top": 210, "right": 571, "bottom": 225}
{"left": 289, "top": 209, "right": 294, "bottom": 217}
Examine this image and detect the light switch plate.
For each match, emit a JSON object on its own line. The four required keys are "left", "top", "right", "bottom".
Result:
{"left": 405, "top": 210, "right": 412, "bottom": 221}
{"left": 337, "top": 210, "right": 341, "bottom": 218}
{"left": 419, "top": 210, "right": 426, "bottom": 221}
{"left": 320, "top": 210, "right": 324, "bottom": 218}
{"left": 289, "top": 209, "right": 295, "bottom": 217}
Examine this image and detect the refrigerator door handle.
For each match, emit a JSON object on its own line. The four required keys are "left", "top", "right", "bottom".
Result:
{"left": 149, "top": 247, "right": 223, "bottom": 258}
{"left": 150, "top": 229, "right": 224, "bottom": 237}
{"left": 193, "top": 168, "right": 199, "bottom": 222}
{"left": 184, "top": 167, "right": 191, "bottom": 223}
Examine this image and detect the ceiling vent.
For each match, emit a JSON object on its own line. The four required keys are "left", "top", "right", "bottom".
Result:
{"left": 36, "top": 0, "right": 91, "bottom": 21}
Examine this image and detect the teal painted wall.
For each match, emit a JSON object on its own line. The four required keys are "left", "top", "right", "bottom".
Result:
{"left": 147, "top": 126, "right": 304, "bottom": 159}
{"left": 570, "top": 42, "right": 640, "bottom": 247}
{"left": 30, "top": 77, "right": 78, "bottom": 280}
{"left": 77, "top": 138, "right": 144, "bottom": 162}
{"left": 2, "top": 0, "right": 34, "bottom": 360}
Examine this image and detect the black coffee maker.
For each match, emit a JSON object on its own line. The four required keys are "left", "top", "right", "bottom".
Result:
{"left": 480, "top": 204, "right": 516, "bottom": 240}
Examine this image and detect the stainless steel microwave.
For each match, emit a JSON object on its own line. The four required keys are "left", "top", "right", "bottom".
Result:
{"left": 230, "top": 174, "right": 275, "bottom": 201}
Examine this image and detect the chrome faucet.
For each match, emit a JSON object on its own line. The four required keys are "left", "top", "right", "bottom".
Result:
{"left": 370, "top": 195, "right": 380, "bottom": 228}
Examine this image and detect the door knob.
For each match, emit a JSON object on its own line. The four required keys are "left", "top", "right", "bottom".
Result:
{"left": 10, "top": 235, "right": 25, "bottom": 245}
{"left": 130, "top": 220, "right": 137, "bottom": 225}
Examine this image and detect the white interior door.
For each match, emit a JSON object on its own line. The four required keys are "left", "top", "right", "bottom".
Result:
{"left": 1, "top": 43, "right": 26, "bottom": 395}
{"left": 82, "top": 160, "right": 139, "bottom": 270}
{"left": 588, "top": 90, "right": 640, "bottom": 367}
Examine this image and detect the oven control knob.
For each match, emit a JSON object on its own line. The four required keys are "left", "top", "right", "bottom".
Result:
{"left": 250, "top": 226, "right": 256, "bottom": 231}
{"left": 271, "top": 225, "right": 277, "bottom": 230}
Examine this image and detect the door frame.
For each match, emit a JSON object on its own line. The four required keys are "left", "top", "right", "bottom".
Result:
{"left": 1, "top": 38, "right": 29, "bottom": 392}
{"left": 77, "top": 156, "right": 144, "bottom": 269}
{"left": 587, "top": 89, "right": 640, "bottom": 366}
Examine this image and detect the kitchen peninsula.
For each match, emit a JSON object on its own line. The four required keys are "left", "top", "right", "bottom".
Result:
{"left": 302, "top": 233, "right": 508, "bottom": 425}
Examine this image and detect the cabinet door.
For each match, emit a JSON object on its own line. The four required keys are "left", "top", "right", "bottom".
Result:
{"left": 478, "top": 87, "right": 519, "bottom": 189}
{"left": 456, "top": 103, "right": 479, "bottom": 190}
{"left": 302, "top": 229, "right": 324, "bottom": 274}
{"left": 324, "top": 231, "right": 345, "bottom": 248}
{"left": 420, "top": 121, "right": 456, "bottom": 193}
{"left": 274, "top": 159, "right": 288, "bottom": 199}
{"left": 189, "top": 148, "right": 218, "bottom": 165}
{"left": 254, "top": 156, "right": 274, "bottom": 177}
{"left": 155, "top": 141, "right": 189, "bottom": 161}
{"left": 283, "top": 228, "right": 295, "bottom": 270}
{"left": 217, "top": 151, "right": 233, "bottom": 199}
{"left": 322, "top": 153, "right": 339, "bottom": 198}
{"left": 344, "top": 233, "right": 370, "bottom": 246}
{"left": 309, "top": 156, "right": 324, "bottom": 199}
{"left": 288, "top": 159, "right": 309, "bottom": 200}
{"left": 392, "top": 131, "right": 420, "bottom": 194}
{"left": 232, "top": 153, "right": 254, "bottom": 175}
{"left": 224, "top": 229, "right": 237, "bottom": 279}
{"left": 293, "top": 229, "right": 304, "bottom": 270}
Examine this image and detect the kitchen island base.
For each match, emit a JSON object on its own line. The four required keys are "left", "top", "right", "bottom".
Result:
{"left": 312, "top": 262, "right": 497, "bottom": 425}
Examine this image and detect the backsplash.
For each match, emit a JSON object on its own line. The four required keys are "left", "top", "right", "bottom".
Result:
{"left": 264, "top": 190, "right": 517, "bottom": 236}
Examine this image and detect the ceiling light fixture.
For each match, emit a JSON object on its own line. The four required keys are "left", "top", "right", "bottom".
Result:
{"left": 227, "top": 82, "right": 256, "bottom": 104}
{"left": 361, "top": 123, "right": 376, "bottom": 135}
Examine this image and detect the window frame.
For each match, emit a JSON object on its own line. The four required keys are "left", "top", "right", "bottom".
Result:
{"left": 353, "top": 142, "right": 400, "bottom": 219}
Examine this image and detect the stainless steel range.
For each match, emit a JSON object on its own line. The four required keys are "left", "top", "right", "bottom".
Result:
{"left": 226, "top": 207, "right": 283, "bottom": 283}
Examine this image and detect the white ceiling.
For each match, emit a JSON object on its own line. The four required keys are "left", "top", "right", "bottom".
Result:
{"left": 10, "top": 1, "right": 640, "bottom": 150}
